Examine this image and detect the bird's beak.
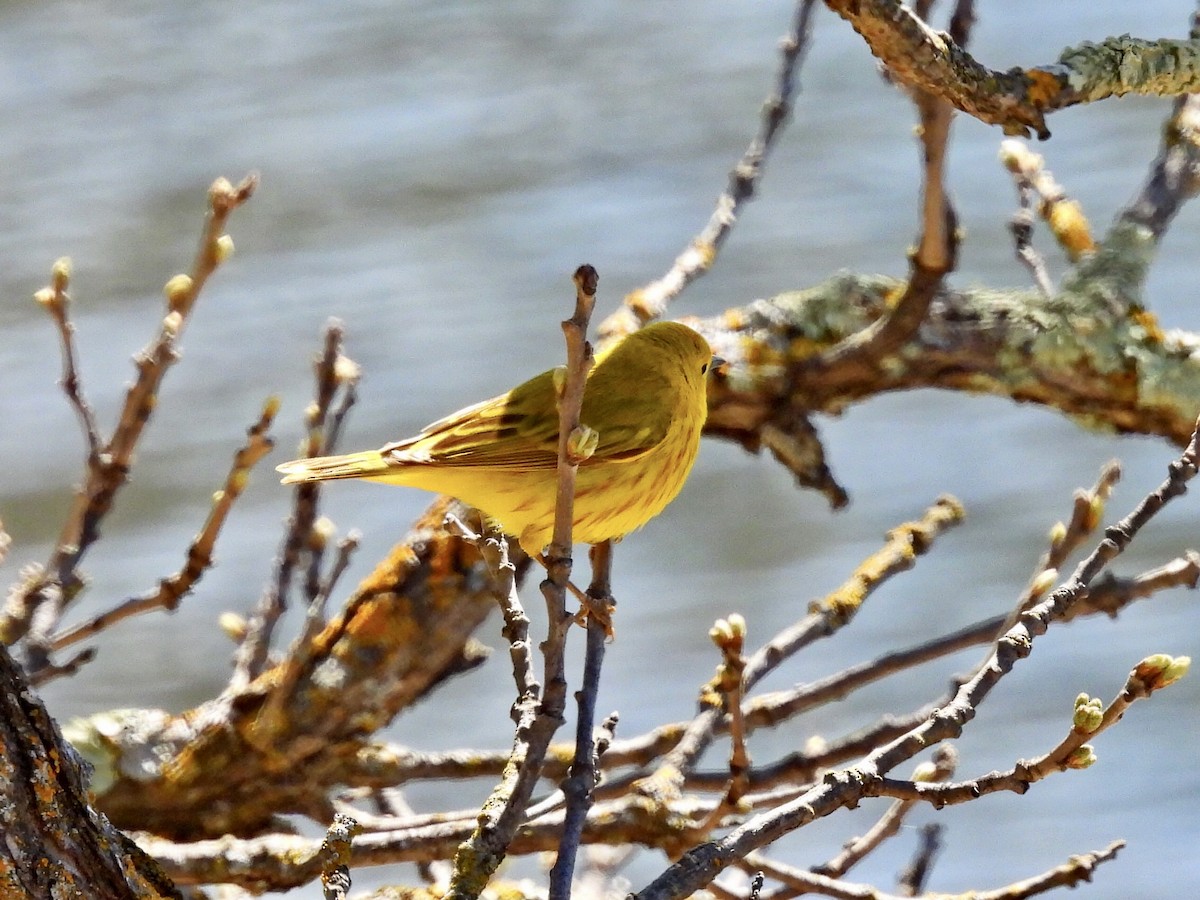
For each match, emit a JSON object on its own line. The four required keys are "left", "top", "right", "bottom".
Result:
{"left": 710, "top": 355, "right": 727, "bottom": 373}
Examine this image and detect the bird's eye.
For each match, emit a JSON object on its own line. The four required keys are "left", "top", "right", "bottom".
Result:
{"left": 700, "top": 362, "right": 709, "bottom": 374}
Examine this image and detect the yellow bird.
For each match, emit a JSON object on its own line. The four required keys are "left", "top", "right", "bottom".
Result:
{"left": 277, "top": 321, "right": 715, "bottom": 556}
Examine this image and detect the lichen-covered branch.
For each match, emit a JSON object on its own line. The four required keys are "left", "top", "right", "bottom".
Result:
{"left": 0, "top": 643, "right": 182, "bottom": 899}
{"left": 701, "top": 269, "right": 1200, "bottom": 496}
{"left": 824, "top": 0, "right": 1200, "bottom": 138}
{"left": 72, "top": 496, "right": 514, "bottom": 840}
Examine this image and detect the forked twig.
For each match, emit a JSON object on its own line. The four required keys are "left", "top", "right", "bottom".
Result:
{"left": 46, "top": 397, "right": 279, "bottom": 656}
{"left": 3, "top": 174, "right": 257, "bottom": 661}
{"left": 601, "top": 0, "right": 817, "bottom": 337}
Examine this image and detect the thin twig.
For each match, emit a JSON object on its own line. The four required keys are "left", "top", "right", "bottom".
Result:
{"left": 691, "top": 614, "right": 750, "bottom": 838}
{"left": 443, "top": 265, "right": 598, "bottom": 899}
{"left": 895, "top": 823, "right": 942, "bottom": 897}
{"left": 324, "top": 355, "right": 362, "bottom": 455}
{"left": 46, "top": 396, "right": 279, "bottom": 655}
{"left": 1007, "top": 191, "right": 1055, "bottom": 297}
{"left": 370, "top": 788, "right": 453, "bottom": 887}
{"left": 635, "top": 497, "right": 962, "bottom": 802}
{"left": 448, "top": 514, "right": 538, "bottom": 702}
{"left": 36, "top": 258, "right": 103, "bottom": 457}
{"left": 633, "top": 417, "right": 1200, "bottom": 899}
{"left": 813, "top": 747, "right": 956, "bottom": 880}
{"left": 550, "top": 540, "right": 614, "bottom": 898}
{"left": 976, "top": 461, "right": 1121, "bottom": 668}
{"left": 872, "top": 652, "right": 1192, "bottom": 809}
{"left": 4, "top": 175, "right": 256, "bottom": 655}
{"left": 600, "top": 0, "right": 817, "bottom": 338}
{"left": 230, "top": 321, "right": 353, "bottom": 689}
{"left": 999, "top": 140, "right": 1095, "bottom": 264}
{"left": 742, "top": 840, "right": 1122, "bottom": 900}
{"left": 253, "top": 531, "right": 361, "bottom": 741}
{"left": 798, "top": 9, "right": 962, "bottom": 392}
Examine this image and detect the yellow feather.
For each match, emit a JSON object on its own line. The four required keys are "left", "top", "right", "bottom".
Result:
{"left": 276, "top": 321, "right": 714, "bottom": 555}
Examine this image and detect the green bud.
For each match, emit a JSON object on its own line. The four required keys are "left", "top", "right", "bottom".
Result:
{"left": 1072, "top": 695, "right": 1104, "bottom": 734}
{"left": 1029, "top": 567, "right": 1058, "bottom": 598}
{"left": 1047, "top": 521, "right": 1067, "bottom": 548}
{"left": 214, "top": 233, "right": 235, "bottom": 263}
{"left": 1165, "top": 656, "right": 1192, "bottom": 686}
{"left": 1065, "top": 745, "right": 1097, "bottom": 770}
{"left": 567, "top": 424, "right": 599, "bottom": 463}
{"left": 911, "top": 761, "right": 938, "bottom": 783}
{"left": 163, "top": 274, "right": 193, "bottom": 310}
{"left": 1133, "top": 654, "right": 1191, "bottom": 692}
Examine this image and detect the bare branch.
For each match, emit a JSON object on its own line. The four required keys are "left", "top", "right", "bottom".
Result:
{"left": 550, "top": 540, "right": 615, "bottom": 897}
{"left": 601, "top": 0, "right": 817, "bottom": 337}
{"left": 740, "top": 839, "right": 1121, "bottom": 900}
{"left": 46, "top": 397, "right": 278, "bottom": 658}
{"left": 230, "top": 321, "right": 354, "bottom": 689}
{"left": 633, "top": 418, "right": 1200, "bottom": 898}
{"left": 35, "top": 258, "right": 103, "bottom": 457}
{"left": 634, "top": 497, "right": 962, "bottom": 804}
{"left": 3, "top": 174, "right": 257, "bottom": 654}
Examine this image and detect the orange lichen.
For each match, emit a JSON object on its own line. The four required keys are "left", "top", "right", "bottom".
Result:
{"left": 1129, "top": 308, "right": 1164, "bottom": 343}
{"left": 691, "top": 238, "right": 718, "bottom": 269}
{"left": 722, "top": 308, "right": 747, "bottom": 331}
{"left": 1026, "top": 68, "right": 1066, "bottom": 108}
{"left": 626, "top": 288, "right": 652, "bottom": 319}
{"left": 882, "top": 282, "right": 906, "bottom": 309}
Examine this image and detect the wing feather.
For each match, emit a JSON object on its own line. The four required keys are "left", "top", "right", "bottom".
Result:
{"left": 382, "top": 356, "right": 673, "bottom": 472}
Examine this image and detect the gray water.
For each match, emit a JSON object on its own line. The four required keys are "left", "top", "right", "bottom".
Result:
{"left": 3, "top": 2, "right": 1198, "bottom": 897}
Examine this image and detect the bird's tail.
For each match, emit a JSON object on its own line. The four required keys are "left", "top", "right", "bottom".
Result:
{"left": 277, "top": 450, "right": 391, "bottom": 484}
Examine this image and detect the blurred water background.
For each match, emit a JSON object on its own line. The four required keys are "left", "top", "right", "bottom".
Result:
{"left": 2, "top": 2, "right": 1198, "bottom": 897}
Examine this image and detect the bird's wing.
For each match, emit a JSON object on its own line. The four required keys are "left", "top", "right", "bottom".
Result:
{"left": 383, "top": 375, "right": 561, "bottom": 471}
{"left": 382, "top": 367, "right": 671, "bottom": 471}
{"left": 576, "top": 356, "right": 674, "bottom": 463}
{"left": 578, "top": 397, "right": 670, "bottom": 464}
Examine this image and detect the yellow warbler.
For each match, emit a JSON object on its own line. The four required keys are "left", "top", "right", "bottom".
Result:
{"left": 277, "top": 321, "right": 715, "bottom": 555}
